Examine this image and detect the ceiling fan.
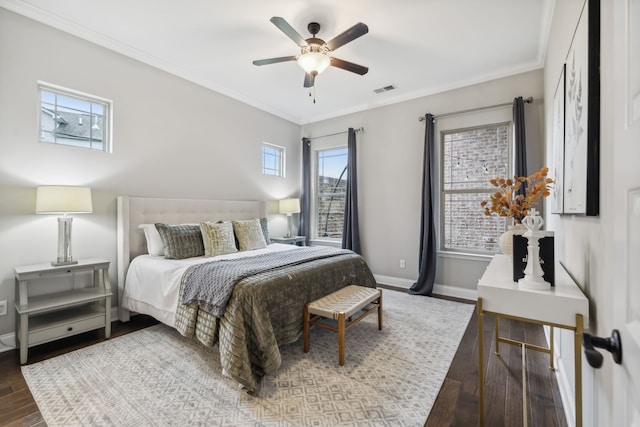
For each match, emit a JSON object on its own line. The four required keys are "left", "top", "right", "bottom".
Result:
{"left": 253, "top": 17, "right": 369, "bottom": 88}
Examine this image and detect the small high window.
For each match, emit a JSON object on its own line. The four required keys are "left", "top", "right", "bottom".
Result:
{"left": 262, "top": 143, "right": 285, "bottom": 177}
{"left": 39, "top": 82, "right": 112, "bottom": 152}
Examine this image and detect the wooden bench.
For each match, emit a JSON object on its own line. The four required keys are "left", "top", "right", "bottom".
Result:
{"left": 303, "top": 285, "right": 382, "bottom": 365}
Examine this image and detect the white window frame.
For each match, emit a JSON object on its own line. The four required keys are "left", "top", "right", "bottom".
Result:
{"left": 262, "top": 142, "right": 285, "bottom": 177}
{"left": 38, "top": 81, "right": 113, "bottom": 153}
{"left": 310, "top": 142, "right": 348, "bottom": 244}
{"left": 439, "top": 121, "right": 512, "bottom": 255}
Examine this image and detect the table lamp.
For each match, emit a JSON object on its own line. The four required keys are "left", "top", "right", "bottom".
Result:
{"left": 36, "top": 186, "right": 93, "bottom": 266}
{"left": 279, "top": 198, "right": 300, "bottom": 238}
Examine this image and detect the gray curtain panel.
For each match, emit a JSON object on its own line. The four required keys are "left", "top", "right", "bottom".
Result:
{"left": 300, "top": 137, "right": 311, "bottom": 245}
{"left": 342, "top": 128, "right": 361, "bottom": 254}
{"left": 410, "top": 114, "right": 437, "bottom": 296}
{"left": 513, "top": 96, "right": 528, "bottom": 197}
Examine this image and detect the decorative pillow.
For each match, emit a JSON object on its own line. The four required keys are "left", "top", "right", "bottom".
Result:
{"left": 259, "top": 217, "right": 270, "bottom": 244}
{"left": 232, "top": 219, "right": 267, "bottom": 251}
{"left": 154, "top": 223, "right": 204, "bottom": 259}
{"left": 201, "top": 221, "right": 238, "bottom": 257}
{"left": 138, "top": 223, "right": 165, "bottom": 256}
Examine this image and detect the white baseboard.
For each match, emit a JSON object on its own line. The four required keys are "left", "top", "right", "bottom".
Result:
{"left": 374, "top": 274, "right": 414, "bottom": 289}
{"left": 374, "top": 274, "right": 477, "bottom": 302}
{"left": 0, "top": 306, "right": 121, "bottom": 354}
{"left": 0, "top": 331, "right": 16, "bottom": 353}
{"left": 546, "top": 325, "right": 578, "bottom": 427}
{"left": 554, "top": 350, "right": 576, "bottom": 427}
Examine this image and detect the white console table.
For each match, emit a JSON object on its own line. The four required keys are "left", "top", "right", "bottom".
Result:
{"left": 477, "top": 254, "right": 589, "bottom": 427}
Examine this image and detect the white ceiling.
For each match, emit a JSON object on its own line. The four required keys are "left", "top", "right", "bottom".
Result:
{"left": 1, "top": 0, "right": 554, "bottom": 125}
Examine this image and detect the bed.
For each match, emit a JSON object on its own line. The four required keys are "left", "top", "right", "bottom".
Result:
{"left": 116, "top": 196, "right": 377, "bottom": 392}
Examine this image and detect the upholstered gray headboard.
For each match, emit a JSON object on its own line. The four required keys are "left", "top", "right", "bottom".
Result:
{"left": 116, "top": 196, "right": 263, "bottom": 321}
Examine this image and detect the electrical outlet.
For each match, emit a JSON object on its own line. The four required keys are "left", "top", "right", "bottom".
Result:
{"left": 0, "top": 300, "right": 7, "bottom": 316}
{"left": 399, "top": 259, "right": 406, "bottom": 269}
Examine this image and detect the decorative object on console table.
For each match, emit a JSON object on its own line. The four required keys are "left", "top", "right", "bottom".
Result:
{"left": 480, "top": 166, "right": 553, "bottom": 262}
{"left": 498, "top": 224, "right": 525, "bottom": 260}
{"left": 516, "top": 208, "right": 551, "bottom": 290}
{"left": 513, "top": 230, "right": 555, "bottom": 285}
{"left": 36, "top": 186, "right": 93, "bottom": 266}
{"left": 279, "top": 198, "right": 300, "bottom": 238}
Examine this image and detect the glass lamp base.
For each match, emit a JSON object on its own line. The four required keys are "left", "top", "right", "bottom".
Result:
{"left": 55, "top": 216, "right": 76, "bottom": 267}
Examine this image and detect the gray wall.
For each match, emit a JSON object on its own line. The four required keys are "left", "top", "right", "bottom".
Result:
{"left": 0, "top": 8, "right": 301, "bottom": 337}
{"left": 0, "top": 7, "right": 545, "bottom": 337}
{"left": 543, "top": 1, "right": 624, "bottom": 426}
{"left": 302, "top": 70, "right": 544, "bottom": 298}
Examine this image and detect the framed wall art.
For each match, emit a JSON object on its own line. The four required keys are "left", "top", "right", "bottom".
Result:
{"left": 551, "top": 64, "right": 565, "bottom": 214}
{"left": 563, "top": 0, "right": 600, "bottom": 215}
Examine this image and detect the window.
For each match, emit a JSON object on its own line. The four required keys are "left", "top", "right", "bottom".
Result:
{"left": 262, "top": 143, "right": 285, "bottom": 177}
{"left": 441, "top": 123, "right": 510, "bottom": 254}
{"left": 314, "top": 147, "right": 348, "bottom": 240}
{"left": 39, "top": 82, "right": 112, "bottom": 152}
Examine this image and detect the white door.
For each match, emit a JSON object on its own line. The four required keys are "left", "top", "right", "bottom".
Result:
{"left": 611, "top": 1, "right": 640, "bottom": 425}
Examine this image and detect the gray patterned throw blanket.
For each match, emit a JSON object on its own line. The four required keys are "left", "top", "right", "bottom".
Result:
{"left": 181, "top": 246, "right": 351, "bottom": 316}
{"left": 173, "top": 247, "right": 377, "bottom": 393}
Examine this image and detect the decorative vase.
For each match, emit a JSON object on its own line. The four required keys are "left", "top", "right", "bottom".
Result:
{"left": 498, "top": 224, "right": 524, "bottom": 260}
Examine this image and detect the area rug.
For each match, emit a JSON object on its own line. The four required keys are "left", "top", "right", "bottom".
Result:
{"left": 22, "top": 289, "right": 474, "bottom": 426}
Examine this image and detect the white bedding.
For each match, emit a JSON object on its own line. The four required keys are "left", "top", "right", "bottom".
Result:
{"left": 122, "top": 243, "right": 298, "bottom": 326}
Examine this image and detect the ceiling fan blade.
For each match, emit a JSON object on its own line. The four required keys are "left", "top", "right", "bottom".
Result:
{"left": 330, "top": 57, "right": 369, "bottom": 75}
{"left": 253, "top": 56, "right": 297, "bottom": 66}
{"left": 326, "top": 22, "right": 368, "bottom": 51}
{"left": 270, "top": 17, "right": 307, "bottom": 46}
{"left": 304, "top": 72, "right": 315, "bottom": 88}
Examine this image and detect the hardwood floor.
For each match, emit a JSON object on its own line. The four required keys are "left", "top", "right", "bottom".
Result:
{"left": 425, "top": 298, "right": 568, "bottom": 427}
{"left": 0, "top": 297, "right": 567, "bottom": 427}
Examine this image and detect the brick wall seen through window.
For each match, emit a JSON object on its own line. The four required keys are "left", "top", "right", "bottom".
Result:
{"left": 442, "top": 123, "right": 510, "bottom": 253}
{"left": 315, "top": 147, "right": 347, "bottom": 240}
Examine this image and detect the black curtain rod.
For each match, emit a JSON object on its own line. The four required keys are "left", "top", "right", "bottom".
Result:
{"left": 304, "top": 127, "right": 364, "bottom": 141}
{"left": 418, "top": 97, "right": 533, "bottom": 122}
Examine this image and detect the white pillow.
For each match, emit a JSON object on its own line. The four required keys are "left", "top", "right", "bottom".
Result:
{"left": 138, "top": 224, "right": 165, "bottom": 256}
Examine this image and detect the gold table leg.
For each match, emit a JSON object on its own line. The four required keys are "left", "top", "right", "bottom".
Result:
{"left": 495, "top": 316, "right": 500, "bottom": 355}
{"left": 575, "top": 314, "right": 584, "bottom": 427}
{"left": 478, "top": 298, "right": 484, "bottom": 427}
{"left": 549, "top": 326, "right": 555, "bottom": 370}
{"left": 522, "top": 343, "right": 528, "bottom": 427}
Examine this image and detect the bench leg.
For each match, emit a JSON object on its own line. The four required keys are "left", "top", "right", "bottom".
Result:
{"left": 338, "top": 312, "right": 346, "bottom": 366}
{"left": 303, "top": 303, "right": 310, "bottom": 353}
{"left": 377, "top": 290, "right": 383, "bottom": 330}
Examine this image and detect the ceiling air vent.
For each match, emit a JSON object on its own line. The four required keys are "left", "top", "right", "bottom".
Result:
{"left": 374, "top": 84, "right": 397, "bottom": 94}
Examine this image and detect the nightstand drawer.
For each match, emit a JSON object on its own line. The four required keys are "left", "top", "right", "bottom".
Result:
{"left": 28, "top": 306, "right": 106, "bottom": 346}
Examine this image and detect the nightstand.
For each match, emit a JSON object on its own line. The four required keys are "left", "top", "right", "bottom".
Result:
{"left": 271, "top": 236, "right": 306, "bottom": 246}
{"left": 14, "top": 258, "right": 112, "bottom": 364}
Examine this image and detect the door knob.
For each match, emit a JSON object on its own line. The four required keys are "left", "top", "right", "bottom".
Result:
{"left": 582, "top": 329, "right": 622, "bottom": 368}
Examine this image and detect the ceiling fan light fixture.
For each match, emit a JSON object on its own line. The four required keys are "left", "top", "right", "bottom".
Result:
{"left": 297, "top": 52, "right": 330, "bottom": 75}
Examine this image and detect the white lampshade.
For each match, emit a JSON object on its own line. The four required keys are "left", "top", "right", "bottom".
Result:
{"left": 297, "top": 53, "right": 331, "bottom": 75}
{"left": 279, "top": 198, "right": 301, "bottom": 214}
{"left": 36, "top": 186, "right": 93, "bottom": 214}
